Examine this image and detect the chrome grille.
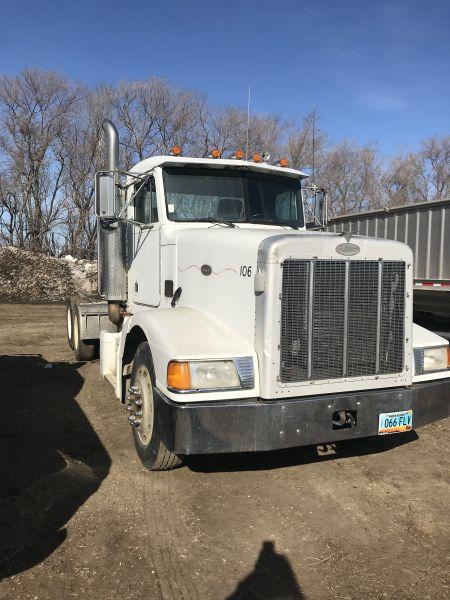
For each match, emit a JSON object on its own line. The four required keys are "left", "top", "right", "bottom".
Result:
{"left": 379, "top": 262, "right": 406, "bottom": 374}
{"left": 280, "top": 260, "right": 405, "bottom": 382}
{"left": 312, "top": 261, "right": 346, "bottom": 379}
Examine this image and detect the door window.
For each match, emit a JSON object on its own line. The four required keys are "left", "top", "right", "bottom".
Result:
{"left": 134, "top": 179, "right": 158, "bottom": 224}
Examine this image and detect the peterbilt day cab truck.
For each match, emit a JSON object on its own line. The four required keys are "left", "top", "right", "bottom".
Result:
{"left": 67, "top": 120, "right": 450, "bottom": 470}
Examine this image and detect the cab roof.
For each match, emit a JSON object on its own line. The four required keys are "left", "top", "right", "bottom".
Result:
{"left": 129, "top": 155, "right": 308, "bottom": 180}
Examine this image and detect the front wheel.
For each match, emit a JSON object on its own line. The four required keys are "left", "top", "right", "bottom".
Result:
{"left": 128, "top": 342, "right": 184, "bottom": 471}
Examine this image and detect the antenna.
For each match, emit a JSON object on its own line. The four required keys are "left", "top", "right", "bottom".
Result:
{"left": 312, "top": 105, "right": 316, "bottom": 184}
{"left": 246, "top": 84, "right": 251, "bottom": 160}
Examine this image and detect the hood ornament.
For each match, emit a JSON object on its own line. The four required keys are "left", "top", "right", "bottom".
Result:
{"left": 335, "top": 229, "right": 360, "bottom": 255}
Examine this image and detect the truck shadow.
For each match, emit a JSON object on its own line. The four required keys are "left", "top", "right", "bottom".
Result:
{"left": 226, "top": 540, "right": 304, "bottom": 600}
{"left": 0, "top": 354, "right": 111, "bottom": 579}
{"left": 187, "top": 431, "right": 418, "bottom": 473}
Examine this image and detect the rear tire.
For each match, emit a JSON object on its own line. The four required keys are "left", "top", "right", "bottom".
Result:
{"left": 72, "top": 306, "right": 96, "bottom": 361}
{"left": 129, "top": 342, "right": 184, "bottom": 471}
{"left": 66, "top": 302, "right": 75, "bottom": 350}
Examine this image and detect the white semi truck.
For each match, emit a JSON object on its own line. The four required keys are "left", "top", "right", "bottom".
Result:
{"left": 67, "top": 120, "right": 450, "bottom": 470}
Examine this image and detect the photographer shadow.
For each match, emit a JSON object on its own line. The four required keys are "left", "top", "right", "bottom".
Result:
{"left": 227, "top": 540, "right": 304, "bottom": 600}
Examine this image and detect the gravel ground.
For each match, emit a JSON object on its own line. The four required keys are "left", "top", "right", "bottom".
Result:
{"left": 0, "top": 304, "right": 449, "bottom": 600}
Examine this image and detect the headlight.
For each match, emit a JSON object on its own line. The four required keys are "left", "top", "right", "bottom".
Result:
{"left": 168, "top": 360, "right": 241, "bottom": 391}
{"left": 415, "top": 347, "right": 448, "bottom": 374}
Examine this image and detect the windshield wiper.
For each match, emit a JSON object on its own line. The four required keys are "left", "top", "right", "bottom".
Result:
{"left": 192, "top": 218, "right": 237, "bottom": 228}
{"left": 250, "top": 220, "right": 299, "bottom": 230}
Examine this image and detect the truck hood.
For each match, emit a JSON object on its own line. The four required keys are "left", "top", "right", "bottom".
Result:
{"left": 169, "top": 226, "right": 413, "bottom": 345}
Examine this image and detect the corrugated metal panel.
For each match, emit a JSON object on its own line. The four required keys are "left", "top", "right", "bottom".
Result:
{"left": 328, "top": 200, "right": 450, "bottom": 281}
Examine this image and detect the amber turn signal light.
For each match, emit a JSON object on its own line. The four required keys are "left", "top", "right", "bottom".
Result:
{"left": 167, "top": 361, "right": 191, "bottom": 390}
{"left": 170, "top": 145, "right": 182, "bottom": 156}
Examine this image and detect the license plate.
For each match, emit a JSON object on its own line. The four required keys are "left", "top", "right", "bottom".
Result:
{"left": 378, "top": 410, "right": 413, "bottom": 435}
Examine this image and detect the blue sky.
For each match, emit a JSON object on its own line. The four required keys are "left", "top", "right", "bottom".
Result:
{"left": 1, "top": 0, "right": 448, "bottom": 156}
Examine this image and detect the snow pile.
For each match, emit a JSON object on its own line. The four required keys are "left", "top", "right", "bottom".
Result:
{"left": 0, "top": 246, "right": 98, "bottom": 303}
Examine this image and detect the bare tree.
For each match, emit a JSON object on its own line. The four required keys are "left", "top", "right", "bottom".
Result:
{"left": 318, "top": 140, "right": 383, "bottom": 215}
{"left": 0, "top": 69, "right": 77, "bottom": 253}
{"left": 285, "top": 110, "right": 327, "bottom": 172}
{"left": 419, "top": 135, "right": 449, "bottom": 200}
{"left": 57, "top": 85, "right": 113, "bottom": 258}
{"left": 0, "top": 68, "right": 448, "bottom": 257}
{"left": 192, "top": 103, "right": 284, "bottom": 159}
{"left": 114, "top": 78, "right": 200, "bottom": 170}
{"left": 383, "top": 152, "right": 428, "bottom": 207}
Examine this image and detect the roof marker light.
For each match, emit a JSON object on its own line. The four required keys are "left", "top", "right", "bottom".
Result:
{"left": 251, "top": 152, "right": 262, "bottom": 163}
{"left": 210, "top": 148, "right": 221, "bottom": 159}
{"left": 278, "top": 157, "right": 289, "bottom": 167}
{"left": 170, "top": 145, "right": 182, "bottom": 156}
{"left": 232, "top": 148, "right": 245, "bottom": 160}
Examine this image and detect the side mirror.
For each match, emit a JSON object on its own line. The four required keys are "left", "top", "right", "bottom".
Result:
{"left": 303, "top": 186, "right": 328, "bottom": 230}
{"left": 95, "top": 172, "right": 117, "bottom": 218}
{"left": 314, "top": 191, "right": 326, "bottom": 227}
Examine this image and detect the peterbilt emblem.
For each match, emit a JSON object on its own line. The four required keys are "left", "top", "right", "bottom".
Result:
{"left": 335, "top": 242, "right": 360, "bottom": 256}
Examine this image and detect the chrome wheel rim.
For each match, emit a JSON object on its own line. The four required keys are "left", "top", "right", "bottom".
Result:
{"left": 67, "top": 306, "right": 72, "bottom": 342}
{"left": 133, "top": 366, "right": 154, "bottom": 445}
{"left": 73, "top": 311, "right": 79, "bottom": 351}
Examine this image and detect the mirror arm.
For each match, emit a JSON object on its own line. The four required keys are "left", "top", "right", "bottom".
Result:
{"left": 116, "top": 173, "right": 152, "bottom": 219}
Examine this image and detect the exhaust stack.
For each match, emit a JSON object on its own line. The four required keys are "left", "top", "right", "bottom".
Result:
{"left": 97, "top": 119, "right": 127, "bottom": 322}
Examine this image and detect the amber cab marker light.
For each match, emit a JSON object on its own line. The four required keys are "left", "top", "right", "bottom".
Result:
{"left": 278, "top": 157, "right": 289, "bottom": 167}
{"left": 233, "top": 148, "right": 245, "bottom": 160}
{"left": 167, "top": 361, "right": 191, "bottom": 390}
{"left": 170, "top": 145, "right": 182, "bottom": 156}
{"left": 211, "top": 148, "right": 221, "bottom": 159}
{"left": 252, "top": 152, "right": 262, "bottom": 163}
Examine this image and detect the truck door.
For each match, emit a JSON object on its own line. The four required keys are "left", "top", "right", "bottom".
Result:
{"left": 131, "top": 177, "right": 160, "bottom": 306}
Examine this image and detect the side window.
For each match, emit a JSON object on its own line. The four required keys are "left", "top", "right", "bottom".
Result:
{"left": 134, "top": 179, "right": 158, "bottom": 224}
{"left": 274, "top": 191, "right": 298, "bottom": 221}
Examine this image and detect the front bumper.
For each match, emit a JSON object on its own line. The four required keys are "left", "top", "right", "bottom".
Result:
{"left": 155, "top": 379, "right": 450, "bottom": 455}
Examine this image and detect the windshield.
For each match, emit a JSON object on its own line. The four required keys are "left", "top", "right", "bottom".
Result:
{"left": 163, "top": 167, "right": 304, "bottom": 227}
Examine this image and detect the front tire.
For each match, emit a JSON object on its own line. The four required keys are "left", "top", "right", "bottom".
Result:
{"left": 129, "top": 342, "right": 184, "bottom": 471}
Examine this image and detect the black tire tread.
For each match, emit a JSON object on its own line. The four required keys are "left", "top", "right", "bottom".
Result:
{"left": 153, "top": 444, "right": 184, "bottom": 471}
{"left": 131, "top": 341, "right": 184, "bottom": 471}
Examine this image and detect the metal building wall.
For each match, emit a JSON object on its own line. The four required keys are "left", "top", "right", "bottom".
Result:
{"left": 328, "top": 199, "right": 450, "bottom": 281}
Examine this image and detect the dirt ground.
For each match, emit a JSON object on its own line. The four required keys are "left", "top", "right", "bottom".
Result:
{"left": 0, "top": 304, "right": 448, "bottom": 600}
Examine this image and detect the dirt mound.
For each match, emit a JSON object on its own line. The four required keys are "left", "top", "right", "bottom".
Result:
{"left": 0, "top": 247, "right": 97, "bottom": 303}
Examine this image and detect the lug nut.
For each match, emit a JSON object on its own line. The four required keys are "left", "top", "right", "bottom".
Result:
{"left": 128, "top": 415, "right": 136, "bottom": 423}
{"left": 134, "top": 399, "right": 142, "bottom": 407}
{"left": 134, "top": 410, "right": 142, "bottom": 417}
{"left": 132, "top": 419, "right": 141, "bottom": 427}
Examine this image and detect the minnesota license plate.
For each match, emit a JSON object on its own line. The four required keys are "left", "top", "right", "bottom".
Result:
{"left": 378, "top": 410, "right": 413, "bottom": 435}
